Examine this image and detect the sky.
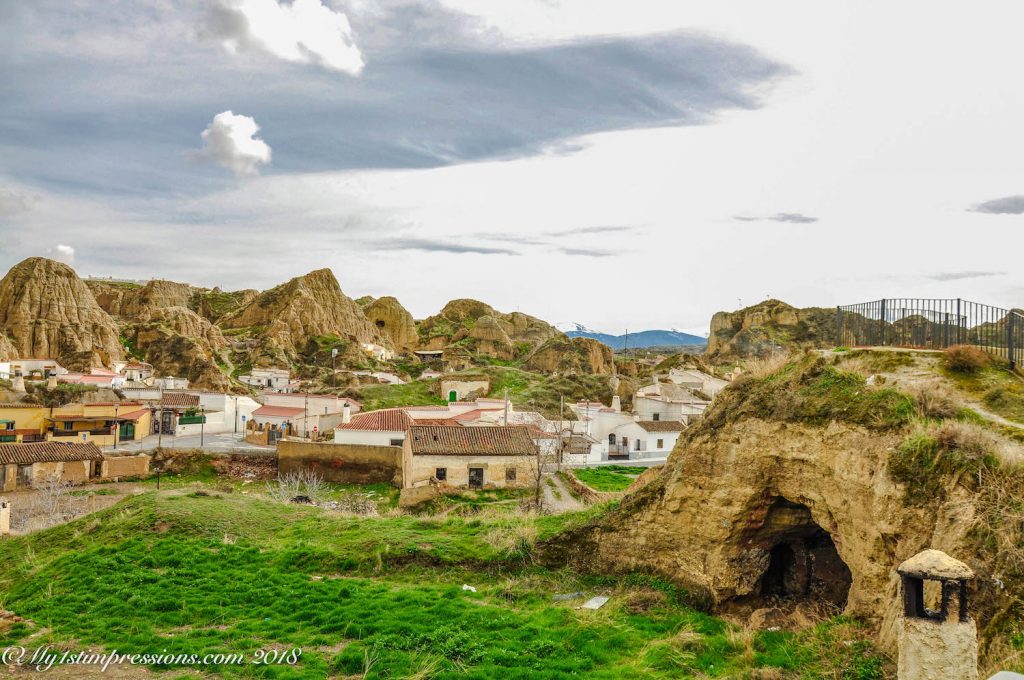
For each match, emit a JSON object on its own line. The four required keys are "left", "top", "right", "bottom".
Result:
{"left": 0, "top": 1, "right": 1022, "bottom": 336}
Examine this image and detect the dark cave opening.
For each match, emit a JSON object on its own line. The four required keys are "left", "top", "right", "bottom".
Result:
{"left": 750, "top": 498, "right": 853, "bottom": 610}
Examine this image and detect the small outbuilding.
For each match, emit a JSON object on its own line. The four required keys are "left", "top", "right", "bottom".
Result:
{"left": 402, "top": 425, "right": 536, "bottom": 490}
{"left": 1, "top": 442, "right": 105, "bottom": 490}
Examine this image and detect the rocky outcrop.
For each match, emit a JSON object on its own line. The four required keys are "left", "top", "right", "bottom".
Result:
{"left": 219, "top": 268, "right": 388, "bottom": 364}
{"left": 417, "top": 299, "right": 560, "bottom": 361}
{"left": 88, "top": 279, "right": 193, "bottom": 318}
{"left": 524, "top": 336, "right": 614, "bottom": 375}
{"left": 363, "top": 296, "right": 418, "bottom": 350}
{"left": 707, "top": 299, "right": 836, "bottom": 359}
{"left": 0, "top": 258, "right": 124, "bottom": 369}
{"left": 126, "top": 306, "right": 232, "bottom": 392}
{"left": 190, "top": 287, "right": 258, "bottom": 323}
{"left": 540, "top": 356, "right": 1019, "bottom": 658}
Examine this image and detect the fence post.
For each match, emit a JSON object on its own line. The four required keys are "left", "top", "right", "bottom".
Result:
{"left": 880, "top": 299, "right": 888, "bottom": 346}
{"left": 956, "top": 298, "right": 962, "bottom": 345}
{"left": 944, "top": 313, "right": 950, "bottom": 349}
{"left": 835, "top": 307, "right": 842, "bottom": 347}
{"left": 1009, "top": 312, "right": 1016, "bottom": 371}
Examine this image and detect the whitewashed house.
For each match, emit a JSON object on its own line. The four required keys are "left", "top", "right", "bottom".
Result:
{"left": 609, "top": 419, "right": 685, "bottom": 459}
{"left": 239, "top": 368, "right": 290, "bottom": 391}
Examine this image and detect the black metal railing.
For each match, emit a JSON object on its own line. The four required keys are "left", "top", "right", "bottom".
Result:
{"left": 836, "top": 298, "right": 1022, "bottom": 370}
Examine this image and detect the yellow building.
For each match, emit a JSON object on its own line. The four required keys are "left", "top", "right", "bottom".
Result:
{"left": 48, "top": 401, "right": 152, "bottom": 447}
{"left": 0, "top": 403, "right": 49, "bottom": 443}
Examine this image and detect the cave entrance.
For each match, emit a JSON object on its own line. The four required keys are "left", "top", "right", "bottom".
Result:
{"left": 749, "top": 498, "right": 852, "bottom": 610}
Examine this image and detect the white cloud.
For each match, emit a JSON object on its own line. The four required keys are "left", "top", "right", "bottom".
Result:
{"left": 0, "top": 188, "right": 34, "bottom": 217}
{"left": 195, "top": 111, "right": 272, "bottom": 176}
{"left": 48, "top": 244, "right": 75, "bottom": 264}
{"left": 207, "top": 0, "right": 364, "bottom": 75}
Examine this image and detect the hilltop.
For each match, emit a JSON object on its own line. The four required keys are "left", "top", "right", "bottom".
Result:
{"left": 706, "top": 299, "right": 836, "bottom": 360}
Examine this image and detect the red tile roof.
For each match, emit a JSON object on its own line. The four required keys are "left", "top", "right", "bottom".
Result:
{"left": 151, "top": 392, "right": 200, "bottom": 409}
{"left": 407, "top": 425, "right": 536, "bottom": 456}
{"left": 335, "top": 408, "right": 412, "bottom": 431}
{"left": 0, "top": 442, "right": 103, "bottom": 465}
{"left": 252, "top": 405, "right": 306, "bottom": 418}
{"left": 636, "top": 420, "right": 686, "bottom": 432}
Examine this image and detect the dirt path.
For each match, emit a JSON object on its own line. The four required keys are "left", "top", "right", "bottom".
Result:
{"left": 542, "top": 473, "right": 587, "bottom": 513}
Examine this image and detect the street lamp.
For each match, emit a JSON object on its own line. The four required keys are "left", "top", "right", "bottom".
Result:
{"left": 200, "top": 405, "right": 205, "bottom": 447}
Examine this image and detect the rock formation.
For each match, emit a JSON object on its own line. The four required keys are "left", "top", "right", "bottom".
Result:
{"left": 0, "top": 258, "right": 124, "bottom": 369}
{"left": 417, "top": 299, "right": 560, "bottom": 359}
{"left": 540, "top": 355, "right": 1020, "bottom": 658}
{"left": 706, "top": 299, "right": 836, "bottom": 359}
{"left": 125, "top": 306, "right": 232, "bottom": 392}
{"left": 219, "top": 268, "right": 388, "bottom": 364}
{"left": 87, "top": 279, "right": 193, "bottom": 318}
{"left": 363, "top": 296, "right": 418, "bottom": 350}
{"left": 524, "top": 336, "right": 614, "bottom": 375}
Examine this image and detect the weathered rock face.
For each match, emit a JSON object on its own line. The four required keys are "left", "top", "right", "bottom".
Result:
{"left": 417, "top": 299, "right": 560, "bottom": 360}
{"left": 363, "top": 296, "right": 418, "bottom": 350}
{"left": 219, "top": 268, "right": 388, "bottom": 364}
{"left": 707, "top": 299, "right": 836, "bottom": 359}
{"left": 524, "top": 336, "right": 614, "bottom": 375}
{"left": 87, "top": 279, "right": 193, "bottom": 318}
{"left": 190, "top": 287, "right": 258, "bottom": 323}
{"left": 0, "top": 258, "right": 124, "bottom": 369}
{"left": 125, "top": 307, "right": 232, "bottom": 392}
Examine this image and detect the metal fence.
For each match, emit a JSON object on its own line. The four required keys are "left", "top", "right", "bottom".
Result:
{"left": 836, "top": 298, "right": 1022, "bottom": 370}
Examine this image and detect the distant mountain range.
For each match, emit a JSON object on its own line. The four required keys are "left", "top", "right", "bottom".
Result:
{"left": 556, "top": 323, "right": 707, "bottom": 350}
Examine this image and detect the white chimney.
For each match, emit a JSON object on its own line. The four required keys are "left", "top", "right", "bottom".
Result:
{"left": 0, "top": 499, "right": 10, "bottom": 536}
{"left": 46, "top": 373, "right": 57, "bottom": 389}
{"left": 11, "top": 375, "right": 25, "bottom": 393}
{"left": 342, "top": 402, "right": 352, "bottom": 424}
{"left": 611, "top": 395, "right": 621, "bottom": 412}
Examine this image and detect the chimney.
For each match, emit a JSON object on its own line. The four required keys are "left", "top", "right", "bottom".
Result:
{"left": 0, "top": 499, "right": 10, "bottom": 536}
{"left": 342, "top": 402, "right": 352, "bottom": 424}
{"left": 46, "top": 373, "right": 57, "bottom": 389}
{"left": 611, "top": 395, "right": 621, "bottom": 412}
{"left": 11, "top": 375, "right": 25, "bottom": 393}
{"left": 896, "top": 549, "right": 977, "bottom": 680}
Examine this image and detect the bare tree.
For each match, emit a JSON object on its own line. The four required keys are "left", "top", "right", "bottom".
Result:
{"left": 266, "top": 469, "right": 327, "bottom": 504}
{"left": 530, "top": 441, "right": 558, "bottom": 511}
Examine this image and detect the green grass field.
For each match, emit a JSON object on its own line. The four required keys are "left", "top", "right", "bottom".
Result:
{"left": 573, "top": 466, "right": 648, "bottom": 492}
{"left": 0, "top": 489, "right": 887, "bottom": 678}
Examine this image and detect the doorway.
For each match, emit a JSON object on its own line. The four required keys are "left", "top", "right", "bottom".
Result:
{"left": 468, "top": 467, "right": 484, "bottom": 489}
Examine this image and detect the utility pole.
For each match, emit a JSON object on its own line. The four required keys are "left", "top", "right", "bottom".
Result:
{"left": 200, "top": 406, "right": 205, "bottom": 447}
{"left": 303, "top": 393, "right": 309, "bottom": 439}
{"left": 558, "top": 394, "right": 564, "bottom": 472}
{"left": 503, "top": 388, "right": 509, "bottom": 426}
{"left": 157, "top": 384, "right": 163, "bottom": 449}
{"left": 113, "top": 402, "right": 119, "bottom": 450}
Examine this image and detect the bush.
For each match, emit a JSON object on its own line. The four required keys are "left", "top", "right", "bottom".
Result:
{"left": 944, "top": 345, "right": 990, "bottom": 374}
{"left": 909, "top": 382, "right": 962, "bottom": 420}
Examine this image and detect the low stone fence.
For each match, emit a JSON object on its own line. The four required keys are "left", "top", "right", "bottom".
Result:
{"left": 102, "top": 452, "right": 151, "bottom": 479}
{"left": 277, "top": 441, "right": 401, "bottom": 485}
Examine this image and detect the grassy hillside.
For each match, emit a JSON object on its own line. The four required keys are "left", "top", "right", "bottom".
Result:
{"left": 0, "top": 487, "right": 886, "bottom": 678}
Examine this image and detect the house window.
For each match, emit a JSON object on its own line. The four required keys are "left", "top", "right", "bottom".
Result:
{"left": 505, "top": 467, "right": 517, "bottom": 481}
{"left": 652, "top": 413, "right": 660, "bottom": 421}
{"left": 635, "top": 440, "right": 641, "bottom": 451}
{"left": 657, "top": 438, "right": 664, "bottom": 449}
{"left": 608, "top": 433, "right": 616, "bottom": 445}
{"left": 435, "top": 467, "right": 447, "bottom": 481}
{"left": 389, "top": 438, "right": 403, "bottom": 446}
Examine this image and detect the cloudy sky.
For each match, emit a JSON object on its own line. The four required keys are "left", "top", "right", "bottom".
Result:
{"left": 1, "top": 1, "right": 1021, "bottom": 334}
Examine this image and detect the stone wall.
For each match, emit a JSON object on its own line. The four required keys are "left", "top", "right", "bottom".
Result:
{"left": 278, "top": 440, "right": 401, "bottom": 485}
{"left": 102, "top": 453, "right": 151, "bottom": 479}
{"left": 404, "top": 453, "right": 534, "bottom": 490}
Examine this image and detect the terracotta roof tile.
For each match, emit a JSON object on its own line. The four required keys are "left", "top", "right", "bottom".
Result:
{"left": 408, "top": 425, "right": 536, "bottom": 456}
{"left": 252, "top": 405, "right": 306, "bottom": 418}
{"left": 635, "top": 420, "right": 686, "bottom": 432}
{"left": 335, "top": 408, "right": 412, "bottom": 431}
{"left": 151, "top": 393, "right": 200, "bottom": 408}
{"left": 0, "top": 442, "right": 104, "bottom": 465}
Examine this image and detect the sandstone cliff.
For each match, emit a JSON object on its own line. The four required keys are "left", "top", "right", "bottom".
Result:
{"left": 0, "top": 258, "right": 124, "bottom": 370}
{"left": 219, "top": 268, "right": 388, "bottom": 365}
{"left": 88, "top": 279, "right": 193, "bottom": 318}
{"left": 363, "top": 296, "right": 418, "bottom": 350}
{"left": 122, "top": 306, "right": 232, "bottom": 391}
{"left": 524, "top": 336, "right": 614, "bottom": 375}
{"left": 706, "top": 299, "right": 836, "bottom": 360}
{"left": 540, "top": 354, "right": 1024, "bottom": 661}
{"left": 417, "top": 299, "right": 560, "bottom": 359}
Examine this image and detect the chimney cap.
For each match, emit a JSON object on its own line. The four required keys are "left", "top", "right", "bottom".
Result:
{"left": 897, "top": 549, "right": 974, "bottom": 581}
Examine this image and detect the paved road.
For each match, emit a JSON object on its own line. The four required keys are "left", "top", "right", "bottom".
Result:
{"left": 103, "top": 432, "right": 276, "bottom": 453}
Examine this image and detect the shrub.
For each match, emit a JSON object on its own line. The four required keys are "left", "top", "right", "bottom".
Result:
{"left": 944, "top": 345, "right": 990, "bottom": 374}
{"left": 889, "top": 423, "right": 999, "bottom": 503}
{"left": 909, "top": 382, "right": 962, "bottom": 420}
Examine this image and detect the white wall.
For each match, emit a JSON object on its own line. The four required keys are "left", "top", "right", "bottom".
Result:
{"left": 333, "top": 429, "right": 406, "bottom": 446}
